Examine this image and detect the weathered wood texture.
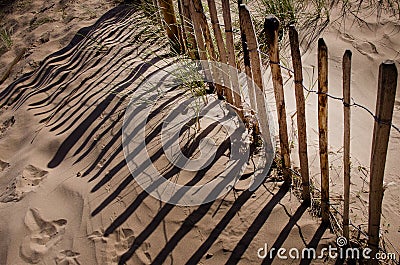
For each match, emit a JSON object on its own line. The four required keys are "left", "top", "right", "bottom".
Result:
{"left": 367, "top": 61, "right": 398, "bottom": 262}
{"left": 342, "top": 50, "right": 352, "bottom": 240}
{"left": 318, "top": 38, "right": 329, "bottom": 224}
{"left": 264, "top": 15, "right": 292, "bottom": 183}
{"left": 159, "top": 0, "right": 181, "bottom": 53}
{"left": 289, "top": 25, "right": 310, "bottom": 202}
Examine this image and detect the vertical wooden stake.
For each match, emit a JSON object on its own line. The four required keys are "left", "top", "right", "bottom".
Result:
{"left": 318, "top": 38, "right": 329, "bottom": 224}
{"left": 264, "top": 15, "right": 292, "bottom": 184}
{"left": 177, "top": 0, "right": 187, "bottom": 54}
{"left": 207, "top": 0, "right": 233, "bottom": 104}
{"left": 368, "top": 61, "right": 398, "bottom": 261}
{"left": 158, "top": 0, "right": 181, "bottom": 53}
{"left": 188, "top": 0, "right": 213, "bottom": 88}
{"left": 239, "top": 9, "right": 256, "bottom": 115}
{"left": 192, "top": 0, "right": 224, "bottom": 97}
{"left": 342, "top": 50, "right": 352, "bottom": 240}
{"left": 289, "top": 25, "right": 310, "bottom": 203}
{"left": 222, "top": 0, "right": 242, "bottom": 115}
{"left": 192, "top": 0, "right": 216, "bottom": 60}
{"left": 239, "top": 4, "right": 273, "bottom": 148}
{"left": 182, "top": 0, "right": 199, "bottom": 59}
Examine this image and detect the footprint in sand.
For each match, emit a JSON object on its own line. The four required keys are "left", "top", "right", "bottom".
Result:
{"left": 20, "top": 208, "right": 67, "bottom": 264}
{"left": 340, "top": 33, "right": 378, "bottom": 58}
{"left": 0, "top": 159, "right": 10, "bottom": 172}
{"left": 89, "top": 228, "right": 151, "bottom": 264}
{"left": 353, "top": 41, "right": 378, "bottom": 56}
{"left": 0, "top": 165, "right": 48, "bottom": 202}
{"left": 55, "top": 250, "right": 81, "bottom": 265}
{"left": 0, "top": 116, "right": 15, "bottom": 138}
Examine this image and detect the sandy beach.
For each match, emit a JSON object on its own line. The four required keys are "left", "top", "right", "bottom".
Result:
{"left": 0, "top": 0, "right": 399, "bottom": 264}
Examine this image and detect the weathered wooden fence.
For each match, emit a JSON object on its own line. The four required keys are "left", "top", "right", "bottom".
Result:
{"left": 154, "top": 0, "right": 398, "bottom": 261}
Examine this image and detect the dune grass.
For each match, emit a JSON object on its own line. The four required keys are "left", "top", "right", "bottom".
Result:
{"left": 0, "top": 27, "right": 12, "bottom": 50}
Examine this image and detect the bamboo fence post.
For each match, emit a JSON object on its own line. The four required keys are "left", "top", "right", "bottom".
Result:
{"left": 342, "top": 50, "right": 352, "bottom": 240}
{"left": 207, "top": 0, "right": 233, "bottom": 104}
{"left": 222, "top": 0, "right": 242, "bottom": 115}
{"left": 239, "top": 4, "right": 273, "bottom": 146}
{"left": 318, "top": 38, "right": 329, "bottom": 224}
{"left": 158, "top": 0, "right": 181, "bottom": 53}
{"left": 182, "top": 0, "right": 198, "bottom": 59}
{"left": 264, "top": 15, "right": 292, "bottom": 184}
{"left": 367, "top": 61, "right": 398, "bottom": 261}
{"left": 288, "top": 25, "right": 310, "bottom": 203}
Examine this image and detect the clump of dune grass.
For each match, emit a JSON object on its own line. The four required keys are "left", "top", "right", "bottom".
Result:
{"left": 248, "top": 0, "right": 330, "bottom": 53}
{"left": 251, "top": 0, "right": 400, "bottom": 53}
{"left": 0, "top": 27, "right": 13, "bottom": 50}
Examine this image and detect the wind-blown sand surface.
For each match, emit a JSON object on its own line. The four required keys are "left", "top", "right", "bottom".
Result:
{"left": 0, "top": 1, "right": 399, "bottom": 264}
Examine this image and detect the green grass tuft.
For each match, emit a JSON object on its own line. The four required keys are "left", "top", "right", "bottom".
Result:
{"left": 0, "top": 27, "right": 13, "bottom": 50}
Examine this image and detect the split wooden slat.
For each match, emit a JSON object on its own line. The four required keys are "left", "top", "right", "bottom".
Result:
{"left": 188, "top": 0, "right": 214, "bottom": 89}
{"left": 239, "top": 5, "right": 274, "bottom": 166}
{"left": 222, "top": 0, "right": 242, "bottom": 115}
{"left": 264, "top": 15, "right": 292, "bottom": 184}
{"left": 342, "top": 50, "right": 352, "bottom": 240}
{"left": 207, "top": 0, "right": 233, "bottom": 104}
{"left": 192, "top": 0, "right": 223, "bottom": 97}
{"left": 367, "top": 61, "right": 398, "bottom": 262}
{"left": 158, "top": 0, "right": 181, "bottom": 53}
{"left": 289, "top": 25, "right": 310, "bottom": 202}
{"left": 177, "top": 0, "right": 187, "bottom": 54}
{"left": 181, "top": 0, "right": 199, "bottom": 59}
{"left": 318, "top": 38, "right": 329, "bottom": 224}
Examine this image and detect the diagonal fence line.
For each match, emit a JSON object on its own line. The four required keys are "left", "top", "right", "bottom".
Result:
{"left": 257, "top": 50, "right": 400, "bottom": 134}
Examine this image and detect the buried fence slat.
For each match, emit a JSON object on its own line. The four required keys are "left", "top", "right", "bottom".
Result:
{"left": 239, "top": 5, "right": 272, "bottom": 139}
{"left": 318, "top": 38, "right": 329, "bottom": 224}
{"left": 222, "top": 0, "right": 242, "bottom": 115}
{"left": 288, "top": 26, "right": 310, "bottom": 203}
{"left": 342, "top": 50, "right": 352, "bottom": 240}
{"left": 263, "top": 15, "right": 292, "bottom": 184}
{"left": 181, "top": 0, "right": 198, "bottom": 59}
{"left": 158, "top": 0, "right": 181, "bottom": 53}
{"left": 367, "top": 61, "right": 398, "bottom": 261}
{"left": 207, "top": 0, "right": 233, "bottom": 104}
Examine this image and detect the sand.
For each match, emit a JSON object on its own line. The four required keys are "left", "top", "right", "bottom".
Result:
{"left": 0, "top": 0, "right": 399, "bottom": 264}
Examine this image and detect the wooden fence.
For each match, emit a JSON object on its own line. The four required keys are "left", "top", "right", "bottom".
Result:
{"left": 154, "top": 0, "right": 398, "bottom": 261}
